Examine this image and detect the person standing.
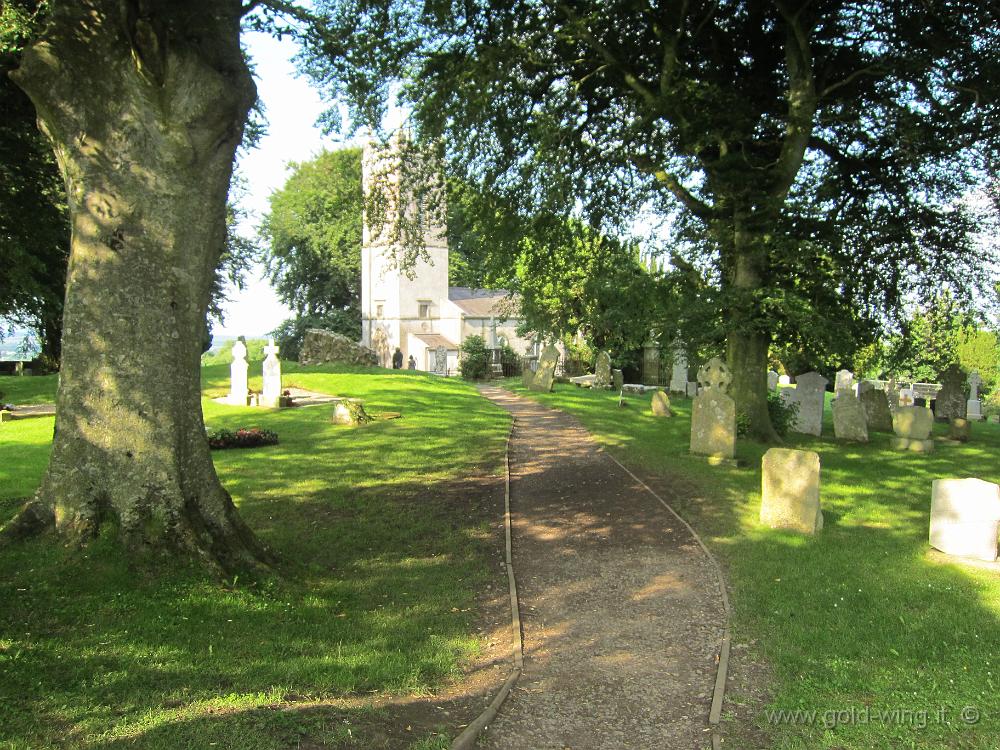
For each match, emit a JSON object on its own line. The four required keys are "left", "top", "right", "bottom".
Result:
{"left": 392, "top": 347, "right": 404, "bottom": 369}
{"left": 407, "top": 355, "right": 416, "bottom": 370}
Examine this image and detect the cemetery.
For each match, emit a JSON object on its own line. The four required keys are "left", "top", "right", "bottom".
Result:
{"left": 2, "top": 2, "right": 999, "bottom": 749}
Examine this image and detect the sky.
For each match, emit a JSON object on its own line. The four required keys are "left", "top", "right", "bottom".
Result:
{"left": 214, "top": 31, "right": 345, "bottom": 339}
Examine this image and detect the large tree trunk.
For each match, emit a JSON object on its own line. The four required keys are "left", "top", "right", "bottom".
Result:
{"left": 724, "top": 211, "right": 780, "bottom": 443}
{"left": 3, "top": 0, "right": 273, "bottom": 576}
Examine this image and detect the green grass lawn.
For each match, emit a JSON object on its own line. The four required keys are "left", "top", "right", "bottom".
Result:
{"left": 0, "top": 372, "right": 59, "bottom": 405}
{"left": 502, "top": 379, "right": 1000, "bottom": 749}
{"left": 0, "top": 366, "right": 509, "bottom": 749}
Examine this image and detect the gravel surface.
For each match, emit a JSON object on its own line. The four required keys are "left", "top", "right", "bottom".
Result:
{"left": 476, "top": 387, "right": 726, "bottom": 750}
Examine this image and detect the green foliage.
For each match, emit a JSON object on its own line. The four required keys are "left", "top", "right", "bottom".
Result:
{"left": 458, "top": 335, "right": 490, "bottom": 380}
{"left": 200, "top": 338, "right": 268, "bottom": 367}
{"left": 957, "top": 328, "right": 1000, "bottom": 394}
{"left": 206, "top": 427, "right": 279, "bottom": 450}
{"left": 260, "top": 147, "right": 363, "bottom": 319}
{"left": 738, "top": 392, "right": 797, "bottom": 439}
{"left": 269, "top": 310, "right": 361, "bottom": 362}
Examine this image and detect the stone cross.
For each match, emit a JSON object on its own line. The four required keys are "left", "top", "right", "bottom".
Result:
{"left": 435, "top": 345, "right": 448, "bottom": 373}
{"left": 967, "top": 370, "right": 984, "bottom": 421}
{"left": 690, "top": 357, "right": 735, "bottom": 461}
{"left": 697, "top": 357, "right": 732, "bottom": 393}
{"left": 969, "top": 371, "right": 982, "bottom": 400}
{"left": 261, "top": 338, "right": 282, "bottom": 407}
{"left": 228, "top": 340, "right": 248, "bottom": 405}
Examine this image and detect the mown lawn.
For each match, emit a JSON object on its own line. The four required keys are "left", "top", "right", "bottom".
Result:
{"left": 503, "top": 378, "right": 1000, "bottom": 750}
{"left": 0, "top": 366, "right": 509, "bottom": 749}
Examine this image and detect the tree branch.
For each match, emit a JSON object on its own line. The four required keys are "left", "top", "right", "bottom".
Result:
{"left": 631, "top": 153, "right": 715, "bottom": 221}
{"left": 820, "top": 65, "right": 882, "bottom": 98}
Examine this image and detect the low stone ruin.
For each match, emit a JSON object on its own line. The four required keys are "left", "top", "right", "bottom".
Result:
{"left": 299, "top": 329, "right": 379, "bottom": 366}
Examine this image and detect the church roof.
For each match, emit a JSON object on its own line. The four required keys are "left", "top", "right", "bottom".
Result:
{"left": 413, "top": 333, "right": 458, "bottom": 350}
{"left": 448, "top": 287, "right": 519, "bottom": 317}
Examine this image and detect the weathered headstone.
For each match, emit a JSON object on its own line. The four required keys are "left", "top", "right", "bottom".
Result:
{"left": 832, "top": 391, "right": 868, "bottom": 442}
{"left": 778, "top": 374, "right": 791, "bottom": 386}
{"left": 760, "top": 448, "right": 823, "bottom": 534}
{"left": 651, "top": 390, "right": 672, "bottom": 417}
{"left": 612, "top": 369, "right": 624, "bottom": 391}
{"left": 949, "top": 417, "right": 971, "bottom": 442}
{"left": 260, "top": 338, "right": 282, "bottom": 407}
{"left": 886, "top": 378, "right": 900, "bottom": 410}
{"left": 690, "top": 357, "right": 736, "bottom": 463}
{"left": 642, "top": 340, "right": 661, "bottom": 386}
{"left": 930, "top": 478, "right": 1000, "bottom": 561}
{"left": 860, "top": 389, "right": 894, "bottom": 433}
{"left": 530, "top": 344, "right": 559, "bottom": 392}
{"left": 435, "top": 345, "right": 448, "bottom": 374}
{"left": 686, "top": 381, "right": 699, "bottom": 398}
{"left": 767, "top": 370, "right": 779, "bottom": 391}
{"left": 669, "top": 347, "right": 688, "bottom": 393}
{"left": 834, "top": 369, "right": 854, "bottom": 395}
{"left": 934, "top": 364, "right": 966, "bottom": 422}
{"left": 227, "top": 339, "right": 249, "bottom": 405}
{"left": 967, "top": 371, "right": 983, "bottom": 421}
{"left": 857, "top": 380, "right": 875, "bottom": 397}
{"left": 891, "top": 406, "right": 934, "bottom": 452}
{"left": 522, "top": 363, "right": 535, "bottom": 388}
{"left": 593, "top": 351, "right": 612, "bottom": 389}
{"left": 783, "top": 371, "right": 828, "bottom": 437}
{"left": 332, "top": 398, "right": 370, "bottom": 425}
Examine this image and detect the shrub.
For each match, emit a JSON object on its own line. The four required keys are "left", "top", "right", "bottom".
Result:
{"left": 737, "top": 390, "right": 799, "bottom": 439}
{"left": 206, "top": 427, "right": 279, "bottom": 450}
{"left": 459, "top": 335, "right": 490, "bottom": 380}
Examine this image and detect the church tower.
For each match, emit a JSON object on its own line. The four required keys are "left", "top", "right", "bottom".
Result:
{"left": 360, "top": 133, "right": 449, "bottom": 367}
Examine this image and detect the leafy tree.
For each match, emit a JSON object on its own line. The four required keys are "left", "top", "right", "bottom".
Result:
{"left": 458, "top": 334, "right": 490, "bottom": 380}
{"left": 305, "top": 0, "right": 1000, "bottom": 440}
{"left": 0, "top": 0, "right": 314, "bottom": 574}
{"left": 261, "top": 147, "right": 363, "bottom": 321}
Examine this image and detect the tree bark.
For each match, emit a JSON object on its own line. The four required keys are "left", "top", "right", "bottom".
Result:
{"left": 4, "top": 0, "right": 274, "bottom": 576}
{"left": 723, "top": 210, "right": 780, "bottom": 443}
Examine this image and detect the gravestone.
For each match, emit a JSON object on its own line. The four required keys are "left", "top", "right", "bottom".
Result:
{"left": 530, "top": 344, "right": 560, "bottom": 392}
{"left": 891, "top": 406, "right": 934, "bottom": 452}
{"left": 767, "top": 370, "right": 779, "bottom": 391}
{"left": 934, "top": 364, "right": 966, "bottom": 422}
{"left": 669, "top": 347, "right": 688, "bottom": 393}
{"left": 686, "top": 381, "right": 699, "bottom": 398}
{"left": 642, "top": 340, "right": 661, "bottom": 386}
{"left": 760, "top": 448, "right": 823, "bottom": 534}
{"left": 858, "top": 380, "right": 875, "bottom": 397}
{"left": 832, "top": 391, "right": 868, "bottom": 442}
{"left": 612, "top": 369, "right": 624, "bottom": 391}
{"left": 594, "top": 351, "right": 612, "bottom": 389}
{"left": 778, "top": 374, "right": 791, "bottom": 386}
{"left": 651, "top": 390, "right": 672, "bottom": 417}
{"left": 783, "top": 371, "right": 828, "bottom": 437}
{"left": 227, "top": 339, "right": 249, "bottom": 405}
{"left": 886, "top": 378, "right": 900, "bottom": 409}
{"left": 689, "top": 357, "right": 736, "bottom": 463}
{"left": 522, "top": 363, "right": 535, "bottom": 388}
{"left": 860, "top": 389, "right": 894, "bottom": 433}
{"left": 949, "top": 417, "right": 971, "bottom": 442}
{"left": 834, "top": 369, "right": 854, "bottom": 395}
{"left": 967, "top": 371, "right": 983, "bottom": 421}
{"left": 331, "top": 398, "right": 369, "bottom": 425}
{"left": 435, "top": 345, "right": 448, "bottom": 374}
{"left": 260, "top": 338, "right": 282, "bottom": 407}
{"left": 930, "top": 478, "right": 1000, "bottom": 561}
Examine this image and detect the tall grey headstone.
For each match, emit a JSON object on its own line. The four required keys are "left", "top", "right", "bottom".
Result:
{"left": 967, "top": 371, "right": 983, "bottom": 421}
{"left": 531, "top": 344, "right": 559, "bottom": 392}
{"left": 767, "top": 370, "right": 779, "bottom": 391}
{"left": 261, "top": 338, "right": 282, "bottom": 407}
{"left": 832, "top": 390, "right": 868, "bottom": 442}
{"left": 612, "top": 368, "right": 624, "bottom": 391}
{"left": 227, "top": 339, "right": 249, "bottom": 405}
{"left": 435, "top": 345, "right": 448, "bottom": 374}
{"left": 642, "top": 340, "right": 661, "bottom": 386}
{"left": 690, "top": 357, "right": 736, "bottom": 463}
{"left": 784, "top": 371, "right": 828, "bottom": 437}
{"left": 934, "top": 364, "right": 966, "bottom": 422}
{"left": 834, "top": 369, "right": 854, "bottom": 395}
{"left": 860, "top": 389, "right": 894, "bottom": 433}
{"left": 669, "top": 347, "right": 688, "bottom": 393}
{"left": 760, "top": 448, "right": 823, "bottom": 534}
{"left": 594, "top": 351, "right": 612, "bottom": 389}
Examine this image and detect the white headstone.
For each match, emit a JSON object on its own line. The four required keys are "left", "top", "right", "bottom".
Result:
{"left": 261, "top": 338, "right": 282, "bottom": 407}
{"left": 767, "top": 370, "right": 779, "bottom": 391}
{"left": 834, "top": 369, "right": 854, "bottom": 395}
{"left": 899, "top": 388, "right": 915, "bottom": 408}
{"left": 778, "top": 374, "right": 791, "bottom": 386}
{"left": 930, "top": 478, "right": 1000, "bottom": 561}
{"left": 227, "top": 340, "right": 249, "bottom": 405}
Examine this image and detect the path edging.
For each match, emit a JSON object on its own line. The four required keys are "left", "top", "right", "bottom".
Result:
{"left": 451, "top": 411, "right": 524, "bottom": 749}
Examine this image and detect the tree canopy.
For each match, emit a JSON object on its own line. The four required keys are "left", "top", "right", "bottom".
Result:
{"left": 304, "top": 0, "right": 1000, "bottom": 438}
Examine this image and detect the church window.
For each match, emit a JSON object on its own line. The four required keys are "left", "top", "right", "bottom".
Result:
{"left": 418, "top": 301, "right": 432, "bottom": 319}
{"left": 376, "top": 303, "right": 384, "bottom": 318}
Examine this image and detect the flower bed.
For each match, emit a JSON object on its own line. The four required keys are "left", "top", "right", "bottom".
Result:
{"left": 206, "top": 427, "right": 279, "bottom": 450}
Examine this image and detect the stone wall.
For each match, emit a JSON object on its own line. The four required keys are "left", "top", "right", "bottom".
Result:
{"left": 299, "top": 329, "right": 379, "bottom": 367}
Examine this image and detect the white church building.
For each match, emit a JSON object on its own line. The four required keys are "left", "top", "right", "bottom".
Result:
{"left": 359, "top": 137, "right": 536, "bottom": 372}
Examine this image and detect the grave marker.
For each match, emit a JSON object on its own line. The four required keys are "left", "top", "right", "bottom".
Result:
{"left": 689, "top": 357, "right": 736, "bottom": 463}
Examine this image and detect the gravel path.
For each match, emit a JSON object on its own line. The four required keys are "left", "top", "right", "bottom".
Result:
{"left": 476, "top": 386, "right": 725, "bottom": 750}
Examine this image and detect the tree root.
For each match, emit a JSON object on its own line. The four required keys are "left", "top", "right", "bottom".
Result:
{"left": 0, "top": 500, "right": 55, "bottom": 544}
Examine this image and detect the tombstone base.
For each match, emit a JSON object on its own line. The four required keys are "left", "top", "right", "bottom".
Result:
{"left": 0, "top": 410, "right": 13, "bottom": 422}
{"left": 225, "top": 395, "right": 250, "bottom": 406}
{"left": 691, "top": 453, "right": 739, "bottom": 468}
{"left": 259, "top": 396, "right": 281, "bottom": 408}
{"left": 891, "top": 437, "right": 935, "bottom": 453}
